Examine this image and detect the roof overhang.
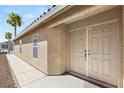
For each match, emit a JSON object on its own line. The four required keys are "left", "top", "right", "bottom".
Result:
{"left": 13, "top": 5, "right": 73, "bottom": 41}
{"left": 48, "top": 5, "right": 118, "bottom": 28}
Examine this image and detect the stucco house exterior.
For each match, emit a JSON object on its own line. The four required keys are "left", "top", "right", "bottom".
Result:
{"left": 13, "top": 5, "right": 124, "bottom": 88}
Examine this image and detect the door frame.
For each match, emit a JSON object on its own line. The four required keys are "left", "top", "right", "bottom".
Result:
{"left": 68, "top": 19, "right": 121, "bottom": 87}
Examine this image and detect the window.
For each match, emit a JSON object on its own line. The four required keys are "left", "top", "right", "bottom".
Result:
{"left": 19, "top": 40, "right": 22, "bottom": 53}
{"left": 32, "top": 35, "right": 39, "bottom": 59}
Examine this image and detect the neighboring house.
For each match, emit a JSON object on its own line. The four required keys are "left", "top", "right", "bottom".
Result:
{"left": 13, "top": 5, "right": 124, "bottom": 88}
{"left": 0, "top": 41, "right": 14, "bottom": 51}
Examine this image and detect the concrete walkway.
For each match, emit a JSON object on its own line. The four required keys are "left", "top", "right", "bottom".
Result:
{"left": 6, "top": 54, "right": 99, "bottom": 88}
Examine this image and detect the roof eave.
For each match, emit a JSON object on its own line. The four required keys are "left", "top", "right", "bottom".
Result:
{"left": 13, "top": 5, "right": 73, "bottom": 41}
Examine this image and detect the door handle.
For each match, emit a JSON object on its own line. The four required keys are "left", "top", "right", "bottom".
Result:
{"left": 84, "top": 53, "right": 87, "bottom": 61}
{"left": 84, "top": 50, "right": 90, "bottom": 61}
{"left": 84, "top": 50, "right": 87, "bottom": 61}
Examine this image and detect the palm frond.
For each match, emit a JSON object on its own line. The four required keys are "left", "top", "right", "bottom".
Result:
{"left": 5, "top": 32, "right": 12, "bottom": 40}
{"left": 6, "top": 12, "right": 23, "bottom": 36}
{"left": 6, "top": 12, "right": 23, "bottom": 28}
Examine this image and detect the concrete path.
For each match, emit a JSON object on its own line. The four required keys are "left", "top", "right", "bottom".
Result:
{"left": 6, "top": 54, "right": 99, "bottom": 88}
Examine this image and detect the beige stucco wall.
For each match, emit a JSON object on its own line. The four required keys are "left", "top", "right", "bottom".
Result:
{"left": 47, "top": 24, "right": 68, "bottom": 75}
{"left": 14, "top": 23, "right": 68, "bottom": 75}
{"left": 14, "top": 26, "right": 48, "bottom": 74}
{"left": 14, "top": 6, "right": 123, "bottom": 87}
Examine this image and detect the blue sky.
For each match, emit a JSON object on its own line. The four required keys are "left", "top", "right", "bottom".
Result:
{"left": 0, "top": 5, "right": 52, "bottom": 42}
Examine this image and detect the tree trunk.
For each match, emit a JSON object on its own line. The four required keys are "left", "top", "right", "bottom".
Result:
{"left": 14, "top": 26, "right": 16, "bottom": 37}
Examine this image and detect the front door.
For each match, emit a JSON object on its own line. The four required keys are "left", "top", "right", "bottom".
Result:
{"left": 88, "top": 22, "right": 118, "bottom": 86}
{"left": 69, "top": 21, "right": 118, "bottom": 86}
{"left": 70, "top": 28, "right": 87, "bottom": 75}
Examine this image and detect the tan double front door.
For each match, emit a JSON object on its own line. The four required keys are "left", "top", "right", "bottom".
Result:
{"left": 69, "top": 21, "right": 118, "bottom": 86}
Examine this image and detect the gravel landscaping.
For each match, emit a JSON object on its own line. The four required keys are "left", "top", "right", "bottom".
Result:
{"left": 0, "top": 54, "right": 18, "bottom": 88}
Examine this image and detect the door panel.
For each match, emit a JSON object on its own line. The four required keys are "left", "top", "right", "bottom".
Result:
{"left": 88, "top": 26, "right": 100, "bottom": 76}
{"left": 70, "top": 28, "right": 87, "bottom": 75}
{"left": 88, "top": 22, "right": 118, "bottom": 86}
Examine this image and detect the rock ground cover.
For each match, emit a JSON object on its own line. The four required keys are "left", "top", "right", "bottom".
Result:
{"left": 0, "top": 54, "right": 17, "bottom": 88}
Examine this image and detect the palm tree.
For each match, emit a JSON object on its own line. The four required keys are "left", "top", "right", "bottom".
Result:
{"left": 5, "top": 32, "right": 12, "bottom": 53}
{"left": 6, "top": 12, "right": 22, "bottom": 37}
